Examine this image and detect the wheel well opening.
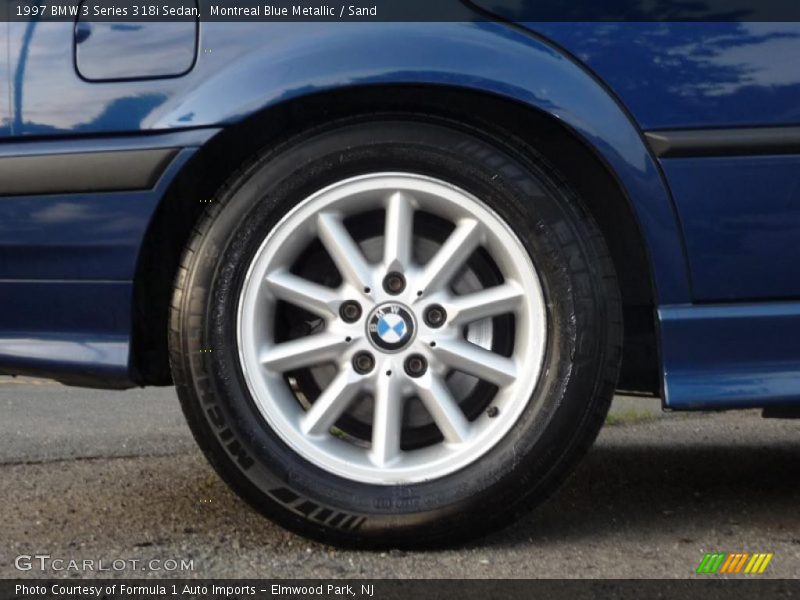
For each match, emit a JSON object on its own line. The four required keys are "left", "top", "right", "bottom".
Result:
{"left": 130, "top": 85, "right": 659, "bottom": 394}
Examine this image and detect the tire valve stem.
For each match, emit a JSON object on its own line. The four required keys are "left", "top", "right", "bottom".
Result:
{"left": 486, "top": 406, "right": 499, "bottom": 418}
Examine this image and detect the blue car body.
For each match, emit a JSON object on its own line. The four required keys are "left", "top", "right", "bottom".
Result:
{"left": 2, "top": 11, "right": 800, "bottom": 410}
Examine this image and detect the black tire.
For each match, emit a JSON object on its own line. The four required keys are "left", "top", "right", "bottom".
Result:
{"left": 169, "top": 116, "right": 622, "bottom": 548}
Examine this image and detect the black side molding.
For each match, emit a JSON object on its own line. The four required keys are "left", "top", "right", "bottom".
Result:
{"left": 645, "top": 127, "right": 800, "bottom": 158}
{"left": 0, "top": 148, "right": 177, "bottom": 196}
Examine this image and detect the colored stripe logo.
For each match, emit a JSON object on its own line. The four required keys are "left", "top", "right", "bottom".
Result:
{"left": 696, "top": 552, "right": 773, "bottom": 574}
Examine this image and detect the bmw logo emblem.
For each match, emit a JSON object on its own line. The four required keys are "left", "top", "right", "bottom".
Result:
{"left": 367, "top": 303, "right": 416, "bottom": 352}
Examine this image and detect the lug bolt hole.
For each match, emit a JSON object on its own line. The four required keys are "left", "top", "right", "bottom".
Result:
{"left": 424, "top": 304, "right": 447, "bottom": 328}
{"left": 404, "top": 354, "right": 428, "bottom": 378}
{"left": 383, "top": 272, "right": 406, "bottom": 295}
{"left": 353, "top": 351, "right": 375, "bottom": 375}
{"left": 487, "top": 406, "right": 499, "bottom": 418}
{"left": 339, "top": 300, "right": 362, "bottom": 323}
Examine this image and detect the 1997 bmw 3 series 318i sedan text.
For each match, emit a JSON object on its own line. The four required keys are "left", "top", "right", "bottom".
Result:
{"left": 2, "top": 0, "right": 800, "bottom": 547}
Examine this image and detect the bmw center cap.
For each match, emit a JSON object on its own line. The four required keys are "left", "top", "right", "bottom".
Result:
{"left": 367, "top": 303, "right": 416, "bottom": 352}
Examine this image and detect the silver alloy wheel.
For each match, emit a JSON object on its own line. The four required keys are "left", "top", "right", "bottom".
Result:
{"left": 237, "top": 173, "right": 547, "bottom": 484}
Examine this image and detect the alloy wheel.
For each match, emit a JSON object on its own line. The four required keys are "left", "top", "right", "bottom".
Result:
{"left": 237, "top": 173, "right": 547, "bottom": 484}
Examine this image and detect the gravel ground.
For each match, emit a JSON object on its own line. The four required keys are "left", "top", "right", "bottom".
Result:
{"left": 1, "top": 377, "right": 799, "bottom": 579}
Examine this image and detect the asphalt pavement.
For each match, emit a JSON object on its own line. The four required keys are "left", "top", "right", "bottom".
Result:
{"left": 1, "top": 376, "right": 799, "bottom": 579}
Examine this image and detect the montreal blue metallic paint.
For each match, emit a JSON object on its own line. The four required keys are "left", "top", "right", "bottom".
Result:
{"left": 511, "top": 22, "right": 800, "bottom": 130}
{"left": 0, "top": 130, "right": 216, "bottom": 383}
{"left": 0, "top": 149, "right": 196, "bottom": 280}
{"left": 661, "top": 155, "right": 800, "bottom": 302}
{"left": 660, "top": 302, "right": 800, "bottom": 409}
{"left": 0, "top": 282, "right": 131, "bottom": 385}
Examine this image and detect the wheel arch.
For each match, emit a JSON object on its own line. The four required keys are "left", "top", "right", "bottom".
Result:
{"left": 131, "top": 84, "right": 663, "bottom": 393}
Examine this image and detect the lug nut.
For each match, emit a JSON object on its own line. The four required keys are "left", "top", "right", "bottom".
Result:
{"left": 404, "top": 354, "right": 428, "bottom": 378}
{"left": 339, "top": 300, "right": 362, "bottom": 323}
{"left": 352, "top": 351, "right": 375, "bottom": 374}
{"left": 383, "top": 272, "right": 406, "bottom": 295}
{"left": 424, "top": 304, "right": 447, "bottom": 328}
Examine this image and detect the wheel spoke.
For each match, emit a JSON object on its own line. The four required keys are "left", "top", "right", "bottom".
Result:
{"left": 414, "top": 374, "right": 471, "bottom": 444}
{"left": 300, "top": 367, "right": 362, "bottom": 435}
{"left": 446, "top": 282, "right": 524, "bottom": 326}
{"left": 317, "top": 212, "right": 373, "bottom": 291}
{"left": 370, "top": 374, "right": 404, "bottom": 466}
{"left": 383, "top": 191, "right": 415, "bottom": 272}
{"left": 260, "top": 333, "right": 347, "bottom": 373}
{"left": 265, "top": 269, "right": 340, "bottom": 319}
{"left": 434, "top": 339, "right": 517, "bottom": 386}
{"left": 416, "top": 218, "right": 482, "bottom": 294}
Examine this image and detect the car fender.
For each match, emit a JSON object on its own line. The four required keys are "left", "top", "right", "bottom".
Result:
{"left": 149, "top": 21, "right": 690, "bottom": 304}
